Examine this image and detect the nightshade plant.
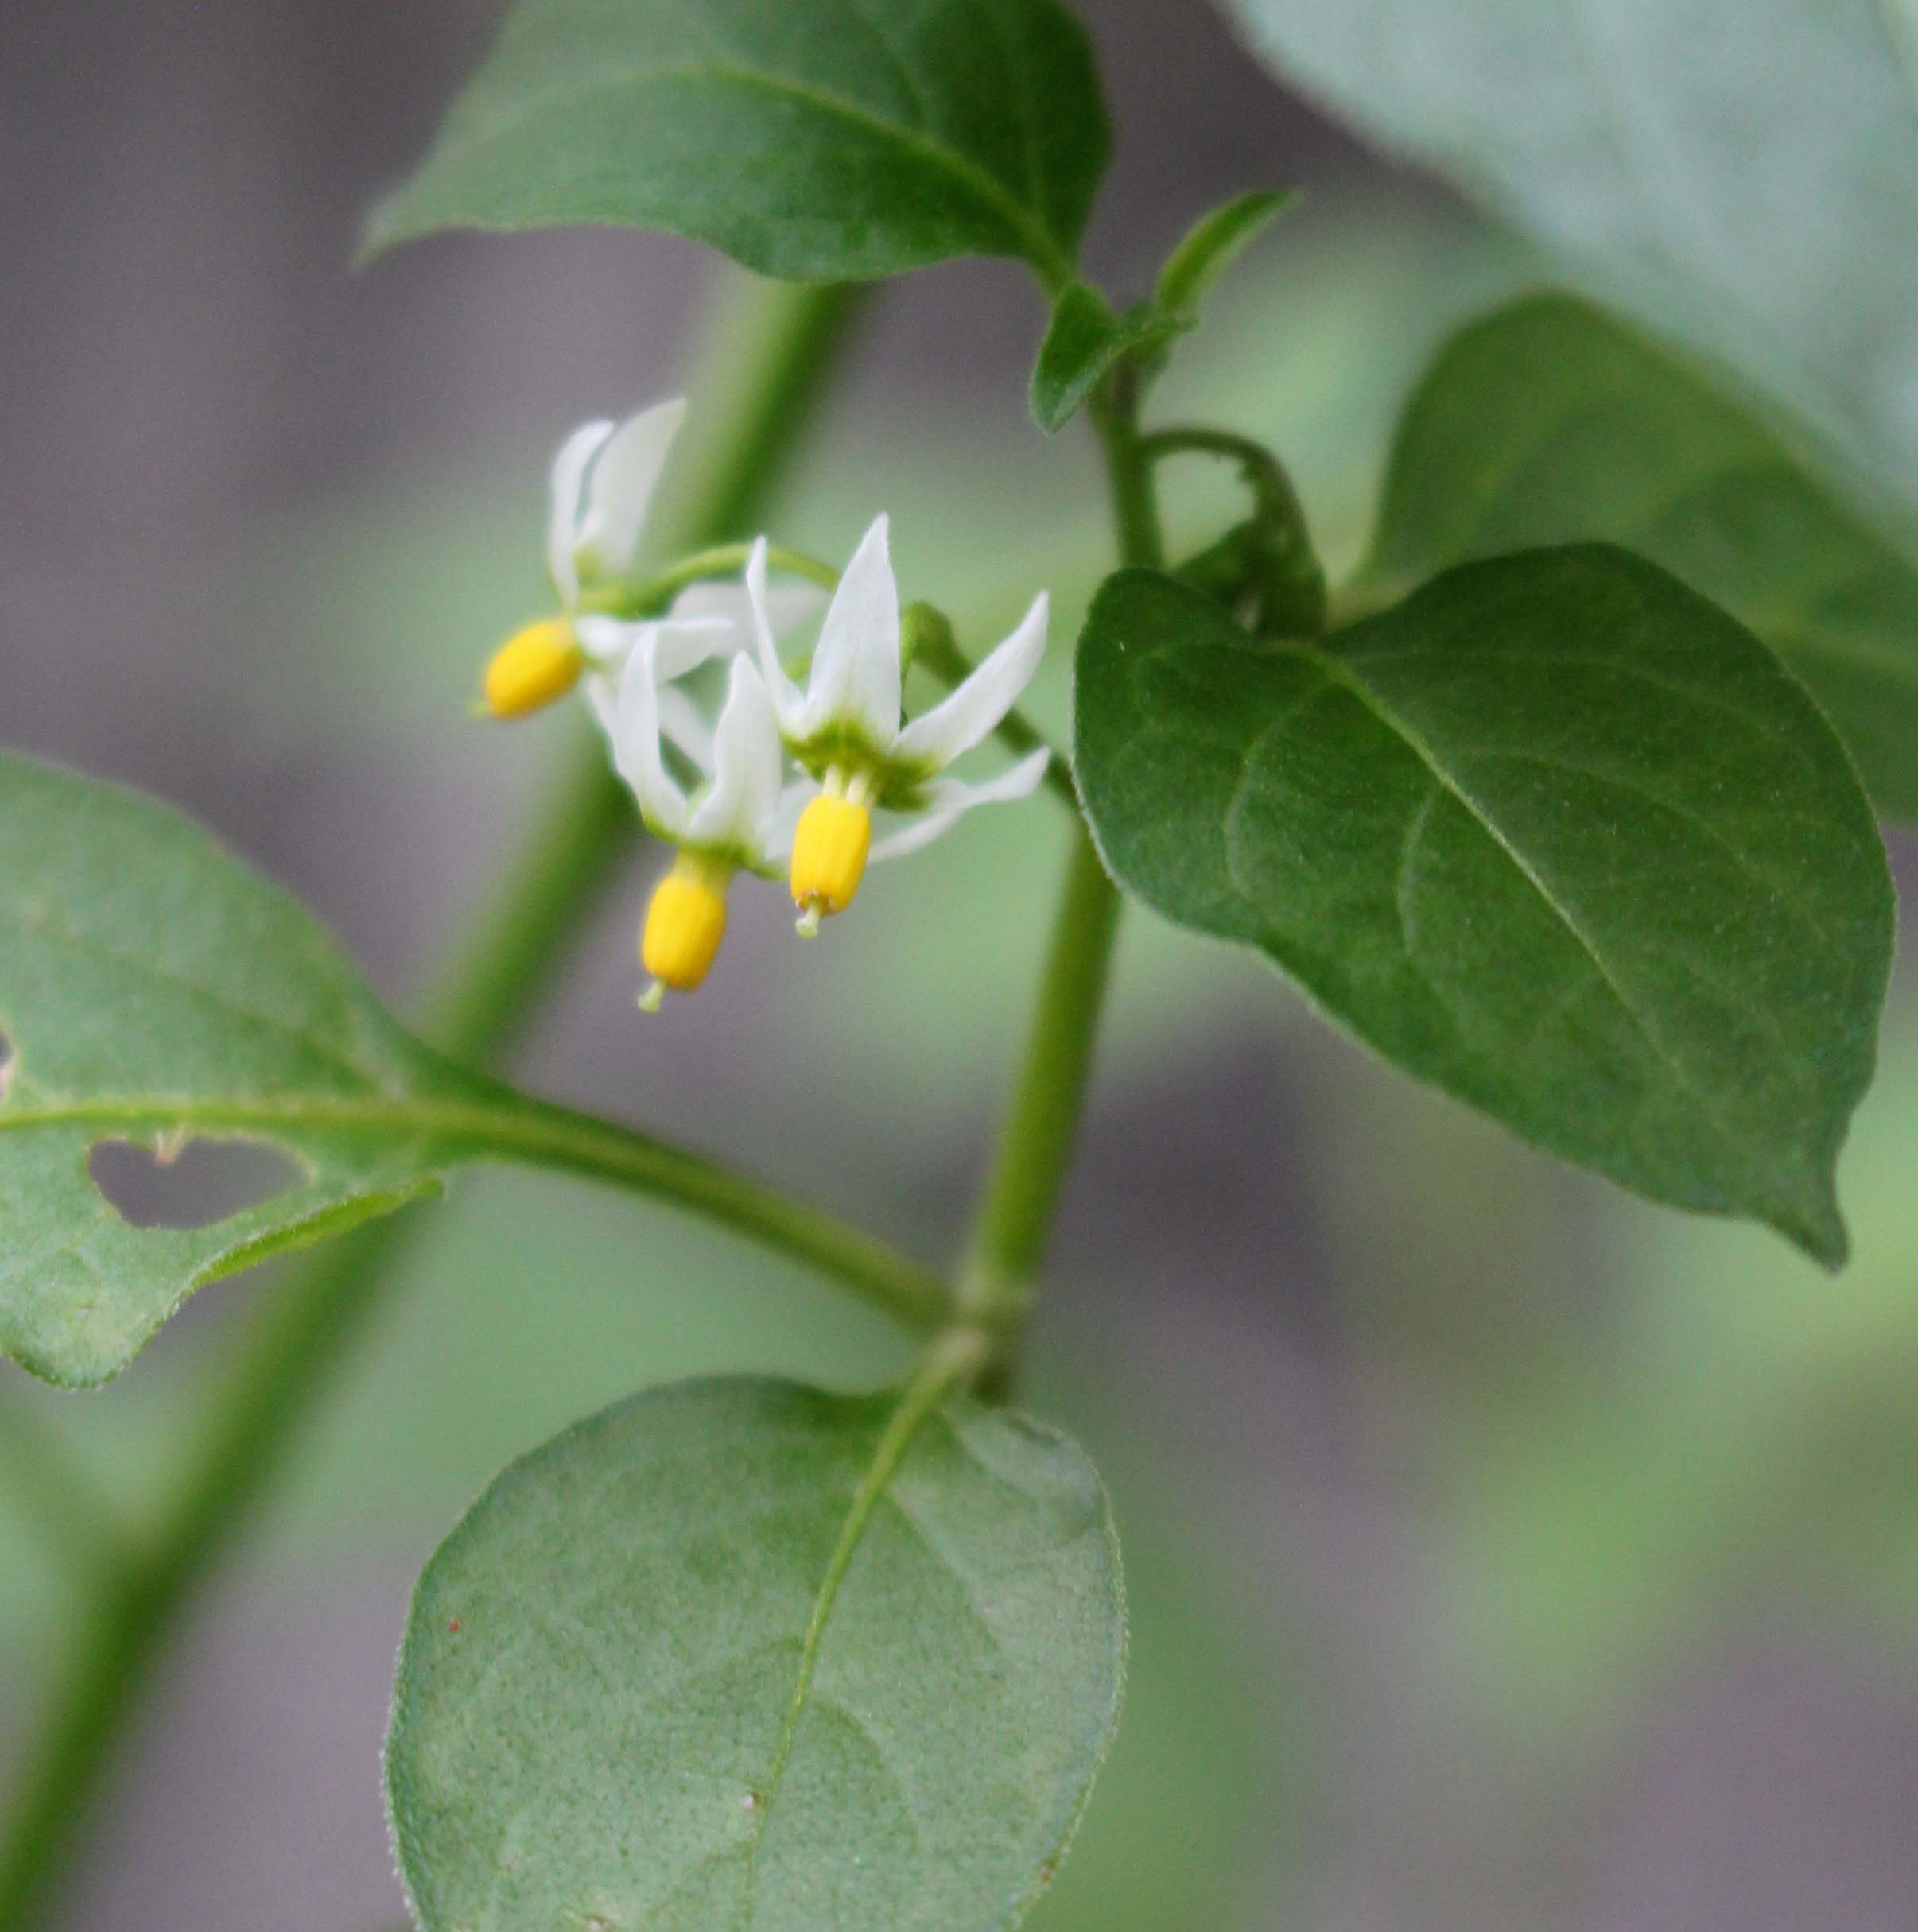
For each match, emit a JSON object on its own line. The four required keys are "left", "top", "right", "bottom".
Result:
{"left": 2, "top": 0, "right": 1913, "bottom": 1925}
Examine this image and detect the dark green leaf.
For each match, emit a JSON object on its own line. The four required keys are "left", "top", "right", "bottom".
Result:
{"left": 1152, "top": 187, "right": 1296, "bottom": 317}
{"left": 1218, "top": 0, "right": 1918, "bottom": 516}
{"left": 364, "top": 0, "right": 1111, "bottom": 288}
{"left": 1074, "top": 554, "right": 1893, "bottom": 1264}
{"left": 386, "top": 1375, "right": 1125, "bottom": 1930}
{"left": 1029, "top": 283, "right": 1187, "bottom": 434}
{"left": 1368, "top": 294, "right": 1918, "bottom": 819}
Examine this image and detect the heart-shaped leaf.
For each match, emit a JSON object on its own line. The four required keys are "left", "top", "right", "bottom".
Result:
{"left": 365, "top": 0, "right": 1111, "bottom": 289}
{"left": 1368, "top": 294, "right": 1918, "bottom": 819}
{"left": 386, "top": 1375, "right": 1126, "bottom": 1930}
{"left": 1074, "top": 553, "right": 1893, "bottom": 1263}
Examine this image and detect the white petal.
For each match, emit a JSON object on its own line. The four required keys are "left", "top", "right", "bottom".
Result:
{"left": 806, "top": 514, "right": 900, "bottom": 747}
{"left": 596, "top": 663, "right": 716, "bottom": 774}
{"left": 687, "top": 658, "right": 786, "bottom": 852}
{"left": 656, "top": 684, "right": 716, "bottom": 775}
{"left": 670, "top": 575, "right": 825, "bottom": 646}
{"left": 579, "top": 398, "right": 686, "bottom": 578}
{"left": 584, "top": 666, "right": 620, "bottom": 750}
{"left": 868, "top": 748, "right": 1051, "bottom": 862}
{"left": 747, "top": 537, "right": 808, "bottom": 734}
{"left": 605, "top": 631, "right": 692, "bottom": 840}
{"left": 572, "top": 613, "right": 643, "bottom": 669}
{"left": 648, "top": 614, "right": 736, "bottom": 684}
{"left": 892, "top": 592, "right": 1049, "bottom": 772}
{"left": 547, "top": 419, "right": 615, "bottom": 602}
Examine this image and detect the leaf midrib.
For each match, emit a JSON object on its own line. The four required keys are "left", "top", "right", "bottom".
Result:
{"left": 736, "top": 1346, "right": 981, "bottom": 1923}
{"left": 407, "top": 53, "right": 1074, "bottom": 285}
{"left": 1283, "top": 642, "right": 1795, "bottom": 1189}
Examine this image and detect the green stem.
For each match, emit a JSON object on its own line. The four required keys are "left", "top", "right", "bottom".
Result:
{"left": 0, "top": 272, "right": 866, "bottom": 1932}
{"left": 957, "top": 363, "right": 1158, "bottom": 1338}
{"left": 1091, "top": 372, "right": 1168, "bottom": 572}
{"left": 1138, "top": 425, "right": 1326, "bottom": 638}
{"left": 2, "top": 1086, "right": 952, "bottom": 1337}
{"left": 958, "top": 832, "right": 1122, "bottom": 1331}
{"left": 0, "top": 1402, "right": 130, "bottom": 1579}
{"left": 576, "top": 541, "right": 841, "bottom": 617}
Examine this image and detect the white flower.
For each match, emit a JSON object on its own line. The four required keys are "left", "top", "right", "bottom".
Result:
{"left": 478, "top": 400, "right": 685, "bottom": 720}
{"left": 600, "top": 619, "right": 805, "bottom": 1009}
{"left": 545, "top": 398, "right": 687, "bottom": 609}
{"left": 746, "top": 515, "right": 1051, "bottom": 931}
{"left": 483, "top": 397, "right": 825, "bottom": 724}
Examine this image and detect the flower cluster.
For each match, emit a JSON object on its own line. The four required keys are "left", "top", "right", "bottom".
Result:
{"left": 480, "top": 401, "right": 1052, "bottom": 1007}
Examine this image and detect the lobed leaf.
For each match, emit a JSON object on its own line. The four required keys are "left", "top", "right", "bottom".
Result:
{"left": 1368, "top": 295, "right": 1918, "bottom": 819}
{"left": 1074, "top": 553, "right": 1893, "bottom": 1264}
{"left": 364, "top": 0, "right": 1112, "bottom": 289}
{"left": 386, "top": 1375, "right": 1126, "bottom": 1930}
{"left": 1217, "top": 0, "right": 1918, "bottom": 520}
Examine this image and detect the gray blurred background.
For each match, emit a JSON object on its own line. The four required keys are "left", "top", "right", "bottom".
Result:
{"left": 6, "top": 2, "right": 1918, "bottom": 1928}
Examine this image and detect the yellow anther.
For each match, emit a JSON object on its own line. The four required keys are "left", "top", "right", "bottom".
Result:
{"left": 639, "top": 855, "right": 731, "bottom": 999}
{"left": 481, "top": 618, "right": 585, "bottom": 720}
{"left": 790, "top": 793, "right": 872, "bottom": 928}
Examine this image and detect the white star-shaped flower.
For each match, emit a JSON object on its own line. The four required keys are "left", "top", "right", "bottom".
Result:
{"left": 481, "top": 398, "right": 823, "bottom": 724}
{"left": 599, "top": 619, "right": 805, "bottom": 1008}
{"left": 746, "top": 517, "right": 1050, "bottom": 933}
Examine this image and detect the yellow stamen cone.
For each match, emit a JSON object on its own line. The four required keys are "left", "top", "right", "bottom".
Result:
{"left": 481, "top": 619, "right": 585, "bottom": 719}
{"left": 790, "top": 793, "right": 872, "bottom": 929}
{"left": 640, "top": 857, "right": 731, "bottom": 999}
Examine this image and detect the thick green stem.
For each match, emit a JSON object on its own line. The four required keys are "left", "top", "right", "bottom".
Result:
{"left": 958, "top": 832, "right": 1122, "bottom": 1331}
{"left": 957, "top": 366, "right": 1160, "bottom": 1338}
{"left": 0, "top": 272, "right": 865, "bottom": 1932}
{"left": 1091, "top": 370, "right": 1168, "bottom": 572}
{"left": 0, "top": 1403, "right": 128, "bottom": 1580}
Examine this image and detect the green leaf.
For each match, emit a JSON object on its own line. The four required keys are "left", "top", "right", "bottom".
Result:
{"left": 363, "top": 0, "right": 1111, "bottom": 289}
{"left": 1366, "top": 294, "right": 1918, "bottom": 821}
{"left": 1152, "top": 187, "right": 1296, "bottom": 317}
{"left": 1029, "top": 283, "right": 1188, "bottom": 434}
{"left": 0, "top": 754, "right": 952, "bottom": 1387}
{"left": 0, "top": 754, "right": 487, "bottom": 1387}
{"left": 1073, "top": 553, "right": 1893, "bottom": 1265}
{"left": 1218, "top": 0, "right": 1918, "bottom": 516}
{"left": 386, "top": 1375, "right": 1125, "bottom": 1930}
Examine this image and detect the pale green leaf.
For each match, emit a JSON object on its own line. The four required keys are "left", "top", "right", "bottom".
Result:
{"left": 1151, "top": 187, "right": 1296, "bottom": 317}
{"left": 386, "top": 1375, "right": 1125, "bottom": 1930}
{"left": 1074, "top": 553, "right": 1893, "bottom": 1264}
{"left": 0, "top": 755, "right": 495, "bottom": 1386}
{"left": 0, "top": 755, "right": 949, "bottom": 1388}
{"left": 1218, "top": 0, "right": 1918, "bottom": 516}
{"left": 364, "top": 0, "right": 1111, "bottom": 289}
{"left": 1365, "top": 294, "right": 1918, "bottom": 820}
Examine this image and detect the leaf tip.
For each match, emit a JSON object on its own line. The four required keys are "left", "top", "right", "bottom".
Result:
{"left": 1776, "top": 1185, "right": 1850, "bottom": 1273}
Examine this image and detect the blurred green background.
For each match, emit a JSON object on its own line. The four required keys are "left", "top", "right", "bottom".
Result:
{"left": 4, "top": 2, "right": 1916, "bottom": 1927}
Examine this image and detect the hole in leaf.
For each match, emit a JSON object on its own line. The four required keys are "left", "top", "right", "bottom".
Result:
{"left": 0, "top": 1030, "right": 12, "bottom": 1104}
{"left": 88, "top": 1136, "right": 303, "bottom": 1231}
